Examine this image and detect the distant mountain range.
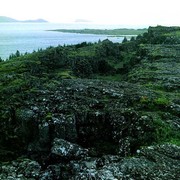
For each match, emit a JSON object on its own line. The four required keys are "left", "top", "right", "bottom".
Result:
{"left": 0, "top": 16, "right": 48, "bottom": 23}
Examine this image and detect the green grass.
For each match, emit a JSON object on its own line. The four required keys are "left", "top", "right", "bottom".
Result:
{"left": 57, "top": 70, "right": 76, "bottom": 79}
{"left": 154, "top": 97, "right": 169, "bottom": 106}
{"left": 169, "top": 139, "right": 180, "bottom": 146}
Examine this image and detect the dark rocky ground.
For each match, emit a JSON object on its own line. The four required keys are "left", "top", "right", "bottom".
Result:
{"left": 0, "top": 26, "right": 180, "bottom": 179}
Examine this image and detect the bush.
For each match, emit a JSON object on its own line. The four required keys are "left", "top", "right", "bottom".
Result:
{"left": 72, "top": 59, "right": 93, "bottom": 78}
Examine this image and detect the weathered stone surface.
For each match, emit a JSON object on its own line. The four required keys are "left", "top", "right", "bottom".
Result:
{"left": 1, "top": 144, "right": 179, "bottom": 179}
{"left": 51, "top": 138, "right": 88, "bottom": 160}
{"left": 70, "top": 144, "right": 180, "bottom": 179}
{"left": 0, "top": 159, "right": 41, "bottom": 180}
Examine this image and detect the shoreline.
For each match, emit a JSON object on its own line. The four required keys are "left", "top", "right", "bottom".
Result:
{"left": 48, "top": 28, "right": 147, "bottom": 36}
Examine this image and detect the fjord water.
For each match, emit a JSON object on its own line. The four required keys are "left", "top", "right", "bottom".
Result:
{"left": 0, "top": 23, "right": 123, "bottom": 60}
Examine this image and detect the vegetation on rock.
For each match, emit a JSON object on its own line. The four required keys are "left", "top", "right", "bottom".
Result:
{"left": 0, "top": 25, "right": 179, "bottom": 179}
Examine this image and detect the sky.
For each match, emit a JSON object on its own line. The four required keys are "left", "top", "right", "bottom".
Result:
{"left": 0, "top": 0, "right": 180, "bottom": 27}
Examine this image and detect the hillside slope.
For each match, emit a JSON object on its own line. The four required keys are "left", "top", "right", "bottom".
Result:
{"left": 0, "top": 26, "right": 179, "bottom": 179}
{"left": 0, "top": 16, "right": 18, "bottom": 22}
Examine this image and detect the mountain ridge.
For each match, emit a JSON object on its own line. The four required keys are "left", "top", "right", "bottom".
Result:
{"left": 0, "top": 16, "right": 48, "bottom": 23}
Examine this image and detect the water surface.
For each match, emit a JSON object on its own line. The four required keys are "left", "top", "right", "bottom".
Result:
{"left": 0, "top": 23, "right": 123, "bottom": 60}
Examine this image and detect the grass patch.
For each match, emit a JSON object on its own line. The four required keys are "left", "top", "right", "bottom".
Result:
{"left": 57, "top": 70, "right": 75, "bottom": 79}
{"left": 154, "top": 97, "right": 169, "bottom": 106}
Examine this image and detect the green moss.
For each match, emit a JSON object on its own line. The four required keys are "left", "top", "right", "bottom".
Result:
{"left": 154, "top": 97, "right": 169, "bottom": 106}
{"left": 169, "top": 139, "right": 180, "bottom": 146}
{"left": 153, "top": 117, "right": 180, "bottom": 146}
{"left": 154, "top": 118, "right": 172, "bottom": 142}
{"left": 45, "top": 112, "right": 52, "bottom": 120}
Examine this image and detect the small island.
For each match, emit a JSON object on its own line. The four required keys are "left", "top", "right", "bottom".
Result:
{"left": 50, "top": 28, "right": 147, "bottom": 36}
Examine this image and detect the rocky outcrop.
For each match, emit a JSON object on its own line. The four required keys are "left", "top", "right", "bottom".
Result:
{"left": 71, "top": 144, "right": 180, "bottom": 179}
{"left": 2, "top": 80, "right": 162, "bottom": 156}
{"left": 0, "top": 78, "right": 179, "bottom": 179}
{"left": 0, "top": 144, "right": 179, "bottom": 179}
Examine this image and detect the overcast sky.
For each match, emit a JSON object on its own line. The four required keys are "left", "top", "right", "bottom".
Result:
{"left": 0, "top": 0, "right": 180, "bottom": 26}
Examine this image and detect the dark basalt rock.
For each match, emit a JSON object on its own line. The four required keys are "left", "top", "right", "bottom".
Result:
{"left": 51, "top": 138, "right": 88, "bottom": 160}
{"left": 0, "top": 78, "right": 179, "bottom": 179}
{"left": 0, "top": 159, "right": 41, "bottom": 179}
{"left": 0, "top": 144, "right": 179, "bottom": 179}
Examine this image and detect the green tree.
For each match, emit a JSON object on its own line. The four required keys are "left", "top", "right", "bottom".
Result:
{"left": 130, "top": 37, "right": 135, "bottom": 41}
{"left": 15, "top": 50, "right": 20, "bottom": 57}
{"left": 122, "top": 37, "right": 128, "bottom": 43}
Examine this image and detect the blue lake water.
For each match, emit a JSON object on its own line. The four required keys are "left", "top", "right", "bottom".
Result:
{"left": 0, "top": 23, "right": 123, "bottom": 60}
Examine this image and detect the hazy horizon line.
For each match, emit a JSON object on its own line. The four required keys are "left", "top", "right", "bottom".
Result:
{"left": 1, "top": 15, "right": 179, "bottom": 29}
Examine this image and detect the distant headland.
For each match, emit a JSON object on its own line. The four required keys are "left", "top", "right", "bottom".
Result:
{"left": 0, "top": 16, "right": 48, "bottom": 23}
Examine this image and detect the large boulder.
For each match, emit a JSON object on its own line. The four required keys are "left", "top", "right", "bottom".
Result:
{"left": 51, "top": 138, "right": 88, "bottom": 160}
